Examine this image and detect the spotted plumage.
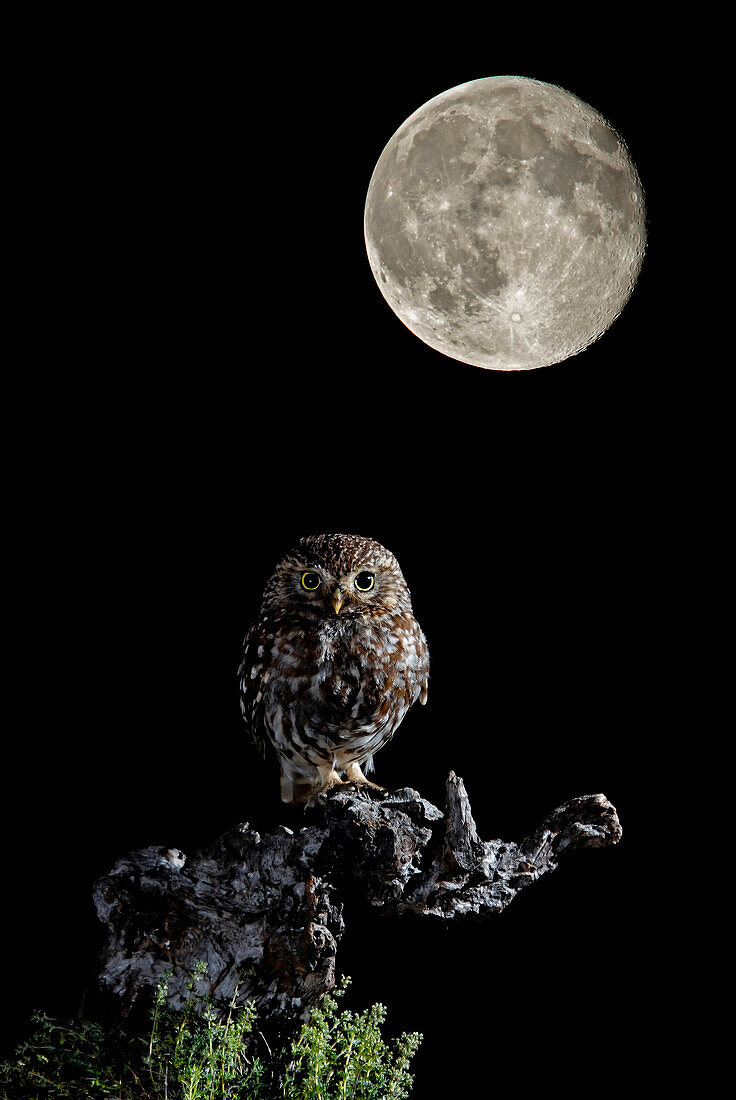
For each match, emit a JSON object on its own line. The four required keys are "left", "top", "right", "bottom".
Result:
{"left": 238, "top": 533, "right": 429, "bottom": 803}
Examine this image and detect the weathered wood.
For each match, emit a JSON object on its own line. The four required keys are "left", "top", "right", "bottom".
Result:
{"left": 89, "top": 774, "right": 621, "bottom": 1026}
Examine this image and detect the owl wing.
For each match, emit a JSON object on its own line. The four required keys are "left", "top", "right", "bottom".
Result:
{"left": 238, "top": 624, "right": 270, "bottom": 760}
{"left": 412, "top": 626, "right": 430, "bottom": 708}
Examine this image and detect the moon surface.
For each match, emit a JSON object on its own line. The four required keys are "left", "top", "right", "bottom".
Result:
{"left": 364, "top": 76, "right": 646, "bottom": 371}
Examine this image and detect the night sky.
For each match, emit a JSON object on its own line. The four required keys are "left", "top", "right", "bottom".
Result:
{"left": 4, "top": 17, "right": 688, "bottom": 1096}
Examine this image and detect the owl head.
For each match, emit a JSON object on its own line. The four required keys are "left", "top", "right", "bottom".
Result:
{"left": 259, "top": 533, "right": 414, "bottom": 622}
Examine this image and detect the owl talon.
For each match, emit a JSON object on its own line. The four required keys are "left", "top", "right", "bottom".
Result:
{"left": 349, "top": 779, "right": 386, "bottom": 795}
{"left": 345, "top": 763, "right": 384, "bottom": 792}
{"left": 304, "top": 771, "right": 345, "bottom": 808}
{"left": 351, "top": 778, "right": 386, "bottom": 792}
{"left": 322, "top": 770, "right": 345, "bottom": 792}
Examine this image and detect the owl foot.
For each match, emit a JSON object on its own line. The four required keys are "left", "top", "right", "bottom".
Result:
{"left": 321, "top": 768, "right": 346, "bottom": 792}
{"left": 281, "top": 767, "right": 343, "bottom": 804}
{"left": 301, "top": 769, "right": 345, "bottom": 808}
{"left": 345, "top": 762, "right": 385, "bottom": 793}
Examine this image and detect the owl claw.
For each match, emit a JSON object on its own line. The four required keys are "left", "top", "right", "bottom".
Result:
{"left": 310, "top": 769, "right": 345, "bottom": 800}
{"left": 322, "top": 770, "right": 345, "bottom": 791}
{"left": 304, "top": 770, "right": 345, "bottom": 808}
{"left": 349, "top": 779, "right": 385, "bottom": 795}
{"left": 309, "top": 764, "right": 385, "bottom": 805}
{"left": 345, "top": 763, "right": 385, "bottom": 792}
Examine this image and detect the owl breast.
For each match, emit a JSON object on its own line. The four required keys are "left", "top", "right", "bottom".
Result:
{"left": 257, "top": 614, "right": 427, "bottom": 771}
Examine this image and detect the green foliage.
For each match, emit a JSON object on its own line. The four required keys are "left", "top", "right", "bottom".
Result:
{"left": 0, "top": 969, "right": 421, "bottom": 1099}
{"left": 0, "top": 1012, "right": 145, "bottom": 1099}
{"left": 281, "top": 976, "right": 421, "bottom": 1100}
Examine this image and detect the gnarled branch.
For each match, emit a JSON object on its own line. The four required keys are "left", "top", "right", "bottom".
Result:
{"left": 89, "top": 774, "right": 621, "bottom": 1027}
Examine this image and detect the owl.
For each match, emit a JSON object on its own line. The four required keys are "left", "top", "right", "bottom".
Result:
{"left": 238, "top": 533, "right": 429, "bottom": 803}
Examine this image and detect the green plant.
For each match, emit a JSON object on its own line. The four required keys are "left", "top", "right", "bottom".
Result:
{"left": 282, "top": 976, "right": 421, "bottom": 1099}
{"left": 0, "top": 1012, "right": 146, "bottom": 1099}
{"left": 0, "top": 969, "right": 421, "bottom": 1099}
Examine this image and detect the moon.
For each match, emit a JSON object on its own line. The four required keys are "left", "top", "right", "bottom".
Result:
{"left": 364, "top": 76, "right": 646, "bottom": 371}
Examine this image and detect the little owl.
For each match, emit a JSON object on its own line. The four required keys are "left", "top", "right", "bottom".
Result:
{"left": 238, "top": 533, "right": 429, "bottom": 803}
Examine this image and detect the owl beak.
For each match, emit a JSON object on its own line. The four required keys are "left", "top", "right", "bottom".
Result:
{"left": 331, "top": 585, "right": 346, "bottom": 615}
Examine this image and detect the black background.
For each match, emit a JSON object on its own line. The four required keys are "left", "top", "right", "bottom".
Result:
{"left": 4, "top": 13, "right": 694, "bottom": 1096}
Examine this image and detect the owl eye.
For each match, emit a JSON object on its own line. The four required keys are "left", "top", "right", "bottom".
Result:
{"left": 301, "top": 571, "right": 322, "bottom": 591}
{"left": 354, "top": 571, "right": 375, "bottom": 592}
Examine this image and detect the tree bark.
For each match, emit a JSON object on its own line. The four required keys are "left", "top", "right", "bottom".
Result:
{"left": 89, "top": 774, "right": 621, "bottom": 1027}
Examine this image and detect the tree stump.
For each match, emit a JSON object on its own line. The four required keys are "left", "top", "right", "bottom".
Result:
{"left": 89, "top": 774, "right": 621, "bottom": 1027}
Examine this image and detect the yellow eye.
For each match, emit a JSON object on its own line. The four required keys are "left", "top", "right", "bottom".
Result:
{"left": 301, "top": 571, "right": 322, "bottom": 591}
{"left": 354, "top": 571, "right": 375, "bottom": 592}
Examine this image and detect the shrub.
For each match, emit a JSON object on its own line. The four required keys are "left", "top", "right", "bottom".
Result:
{"left": 0, "top": 970, "right": 421, "bottom": 1099}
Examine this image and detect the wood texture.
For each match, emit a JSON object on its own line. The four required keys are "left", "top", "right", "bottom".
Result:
{"left": 89, "top": 774, "right": 621, "bottom": 1027}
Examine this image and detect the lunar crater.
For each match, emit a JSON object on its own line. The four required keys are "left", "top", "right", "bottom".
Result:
{"left": 365, "top": 76, "right": 645, "bottom": 370}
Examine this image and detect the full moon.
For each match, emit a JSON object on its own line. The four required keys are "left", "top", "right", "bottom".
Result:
{"left": 364, "top": 76, "right": 646, "bottom": 371}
